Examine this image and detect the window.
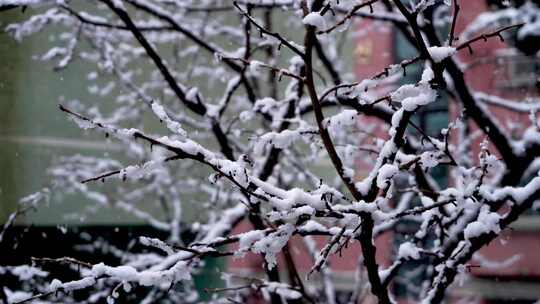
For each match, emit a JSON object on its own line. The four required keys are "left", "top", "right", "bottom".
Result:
{"left": 495, "top": 55, "right": 540, "bottom": 92}
{"left": 391, "top": 28, "right": 450, "bottom": 300}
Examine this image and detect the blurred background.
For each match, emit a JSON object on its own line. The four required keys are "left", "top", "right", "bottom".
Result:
{"left": 1, "top": 0, "right": 540, "bottom": 303}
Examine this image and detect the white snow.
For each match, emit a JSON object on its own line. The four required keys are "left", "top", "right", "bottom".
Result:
{"left": 391, "top": 68, "right": 437, "bottom": 111}
{"left": 302, "top": 12, "right": 326, "bottom": 29}
{"left": 428, "top": 46, "right": 456, "bottom": 63}
{"left": 251, "top": 224, "right": 295, "bottom": 269}
{"left": 376, "top": 164, "right": 399, "bottom": 188}
{"left": 398, "top": 242, "right": 421, "bottom": 260}
{"left": 464, "top": 206, "right": 502, "bottom": 240}
{"left": 264, "top": 282, "right": 302, "bottom": 300}
{"left": 236, "top": 230, "right": 266, "bottom": 257}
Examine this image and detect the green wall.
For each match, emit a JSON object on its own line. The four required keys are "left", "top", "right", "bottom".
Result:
{"left": 0, "top": 8, "right": 130, "bottom": 225}
{"left": 0, "top": 5, "right": 358, "bottom": 226}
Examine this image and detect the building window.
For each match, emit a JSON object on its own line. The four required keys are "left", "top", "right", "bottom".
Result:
{"left": 391, "top": 28, "right": 450, "bottom": 300}
{"left": 495, "top": 55, "right": 540, "bottom": 92}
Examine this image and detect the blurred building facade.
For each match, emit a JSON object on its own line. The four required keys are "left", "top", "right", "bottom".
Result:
{"left": 351, "top": 1, "right": 540, "bottom": 302}
{"left": 228, "top": 1, "right": 540, "bottom": 303}
{"left": 1, "top": 1, "right": 539, "bottom": 303}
